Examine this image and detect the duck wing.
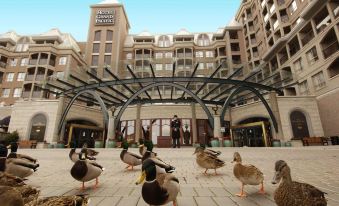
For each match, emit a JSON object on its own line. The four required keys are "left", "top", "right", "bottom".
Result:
{"left": 205, "top": 149, "right": 221, "bottom": 156}
{"left": 127, "top": 152, "right": 142, "bottom": 159}
{"left": 89, "top": 162, "right": 104, "bottom": 170}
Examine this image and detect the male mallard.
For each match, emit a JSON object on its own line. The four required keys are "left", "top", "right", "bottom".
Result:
{"left": 120, "top": 140, "right": 142, "bottom": 170}
{"left": 7, "top": 142, "right": 37, "bottom": 163}
{"left": 232, "top": 152, "right": 265, "bottom": 197}
{"left": 141, "top": 139, "right": 157, "bottom": 162}
{"left": 0, "top": 186, "right": 24, "bottom": 206}
{"left": 272, "top": 160, "right": 327, "bottom": 206}
{"left": 136, "top": 158, "right": 179, "bottom": 206}
{"left": 193, "top": 146, "right": 225, "bottom": 175}
{"left": 25, "top": 195, "right": 90, "bottom": 206}
{"left": 70, "top": 151, "right": 104, "bottom": 190}
{"left": 69, "top": 147, "right": 99, "bottom": 163}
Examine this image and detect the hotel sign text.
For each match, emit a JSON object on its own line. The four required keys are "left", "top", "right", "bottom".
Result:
{"left": 95, "top": 10, "right": 115, "bottom": 25}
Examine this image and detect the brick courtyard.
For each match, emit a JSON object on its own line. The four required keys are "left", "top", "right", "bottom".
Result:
{"left": 23, "top": 146, "right": 339, "bottom": 206}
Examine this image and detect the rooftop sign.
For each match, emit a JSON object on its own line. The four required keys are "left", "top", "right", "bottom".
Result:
{"left": 95, "top": 10, "right": 115, "bottom": 25}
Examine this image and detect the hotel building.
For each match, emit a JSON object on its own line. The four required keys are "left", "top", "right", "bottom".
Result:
{"left": 0, "top": 0, "right": 338, "bottom": 147}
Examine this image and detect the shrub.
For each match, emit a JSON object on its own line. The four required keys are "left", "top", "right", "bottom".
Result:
{"left": 4, "top": 131, "right": 19, "bottom": 146}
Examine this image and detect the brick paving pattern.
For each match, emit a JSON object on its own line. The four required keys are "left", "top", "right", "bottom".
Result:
{"left": 23, "top": 147, "right": 339, "bottom": 206}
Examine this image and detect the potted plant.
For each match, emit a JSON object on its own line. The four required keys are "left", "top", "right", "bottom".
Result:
{"left": 95, "top": 139, "right": 104, "bottom": 148}
{"left": 56, "top": 141, "right": 65, "bottom": 148}
{"left": 107, "top": 138, "right": 116, "bottom": 148}
{"left": 271, "top": 139, "right": 281, "bottom": 147}
{"left": 223, "top": 136, "right": 232, "bottom": 147}
{"left": 210, "top": 137, "right": 220, "bottom": 147}
{"left": 4, "top": 131, "right": 19, "bottom": 146}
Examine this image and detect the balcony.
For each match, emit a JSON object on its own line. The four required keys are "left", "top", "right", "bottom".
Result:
{"left": 39, "top": 58, "right": 48, "bottom": 65}
{"left": 26, "top": 75, "right": 34, "bottom": 81}
{"left": 32, "top": 91, "right": 41, "bottom": 98}
{"left": 322, "top": 41, "right": 339, "bottom": 59}
{"left": 35, "top": 75, "right": 45, "bottom": 81}
{"left": 29, "top": 59, "right": 38, "bottom": 65}
{"left": 321, "top": 29, "right": 339, "bottom": 59}
{"left": 279, "top": 54, "right": 288, "bottom": 65}
{"left": 22, "top": 91, "right": 30, "bottom": 98}
{"left": 301, "top": 30, "right": 315, "bottom": 46}
{"left": 0, "top": 62, "right": 6, "bottom": 69}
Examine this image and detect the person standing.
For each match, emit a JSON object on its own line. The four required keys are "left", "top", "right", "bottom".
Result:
{"left": 171, "top": 115, "right": 181, "bottom": 148}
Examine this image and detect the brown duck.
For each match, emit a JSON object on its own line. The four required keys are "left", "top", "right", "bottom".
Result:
{"left": 232, "top": 152, "right": 265, "bottom": 197}
{"left": 272, "top": 160, "right": 327, "bottom": 206}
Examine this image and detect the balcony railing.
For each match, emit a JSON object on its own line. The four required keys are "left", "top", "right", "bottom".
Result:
{"left": 323, "top": 41, "right": 339, "bottom": 59}
{"left": 29, "top": 59, "right": 38, "bottom": 65}
{"left": 279, "top": 54, "right": 288, "bottom": 65}
{"left": 32, "top": 91, "right": 41, "bottom": 98}
{"left": 0, "top": 62, "right": 6, "bottom": 68}
{"left": 35, "top": 75, "right": 45, "bottom": 81}
{"left": 39, "top": 59, "right": 48, "bottom": 65}
{"left": 301, "top": 30, "right": 315, "bottom": 46}
{"left": 26, "top": 75, "right": 34, "bottom": 81}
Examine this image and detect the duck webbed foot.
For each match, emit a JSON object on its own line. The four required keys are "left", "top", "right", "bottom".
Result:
{"left": 258, "top": 182, "right": 265, "bottom": 194}
{"left": 203, "top": 169, "right": 208, "bottom": 175}
{"left": 235, "top": 184, "right": 247, "bottom": 197}
{"left": 93, "top": 178, "right": 99, "bottom": 189}
{"left": 81, "top": 182, "right": 85, "bottom": 191}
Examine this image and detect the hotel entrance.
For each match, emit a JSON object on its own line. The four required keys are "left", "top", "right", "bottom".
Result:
{"left": 231, "top": 118, "right": 272, "bottom": 147}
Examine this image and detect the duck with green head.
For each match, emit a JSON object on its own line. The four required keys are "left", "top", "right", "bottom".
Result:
{"left": 7, "top": 142, "right": 37, "bottom": 163}
{"left": 136, "top": 158, "right": 179, "bottom": 206}
{"left": 70, "top": 150, "right": 104, "bottom": 190}
{"left": 120, "top": 139, "right": 142, "bottom": 170}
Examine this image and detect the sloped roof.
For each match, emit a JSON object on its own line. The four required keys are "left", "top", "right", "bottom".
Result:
{"left": 0, "top": 31, "right": 20, "bottom": 44}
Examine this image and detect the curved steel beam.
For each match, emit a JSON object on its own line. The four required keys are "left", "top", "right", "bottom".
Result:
{"left": 60, "top": 77, "right": 282, "bottom": 96}
{"left": 220, "top": 86, "right": 278, "bottom": 133}
{"left": 58, "top": 90, "right": 109, "bottom": 136}
{"left": 114, "top": 82, "right": 214, "bottom": 130}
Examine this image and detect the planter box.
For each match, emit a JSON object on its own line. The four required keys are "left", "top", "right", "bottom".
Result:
{"left": 56, "top": 143, "right": 65, "bottom": 148}
{"left": 210, "top": 139, "right": 220, "bottom": 147}
{"left": 223, "top": 140, "right": 233, "bottom": 147}
{"left": 107, "top": 140, "right": 116, "bottom": 148}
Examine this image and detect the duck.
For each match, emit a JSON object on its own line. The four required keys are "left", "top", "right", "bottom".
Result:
{"left": 7, "top": 142, "right": 37, "bottom": 163}
{"left": 69, "top": 146, "right": 99, "bottom": 163}
{"left": 120, "top": 139, "right": 142, "bottom": 170}
{"left": 0, "top": 186, "right": 24, "bottom": 206}
{"left": 193, "top": 146, "right": 225, "bottom": 175}
{"left": 0, "top": 171, "right": 26, "bottom": 187}
{"left": 138, "top": 138, "right": 147, "bottom": 156}
{"left": 25, "top": 195, "right": 90, "bottom": 206}
{"left": 0, "top": 145, "right": 39, "bottom": 178}
{"left": 70, "top": 151, "right": 104, "bottom": 190}
{"left": 141, "top": 139, "right": 157, "bottom": 162}
{"left": 136, "top": 158, "right": 180, "bottom": 206}
{"left": 272, "top": 160, "right": 327, "bottom": 206}
{"left": 232, "top": 152, "right": 265, "bottom": 197}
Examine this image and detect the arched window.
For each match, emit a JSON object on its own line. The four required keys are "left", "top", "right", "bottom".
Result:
{"left": 197, "top": 34, "right": 210, "bottom": 46}
{"left": 29, "top": 114, "right": 47, "bottom": 142}
{"left": 290, "top": 110, "right": 310, "bottom": 139}
{"left": 158, "top": 35, "right": 170, "bottom": 47}
{"left": 94, "top": 30, "right": 101, "bottom": 41}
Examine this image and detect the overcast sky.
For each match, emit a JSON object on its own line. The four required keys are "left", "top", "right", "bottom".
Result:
{"left": 0, "top": 0, "right": 241, "bottom": 41}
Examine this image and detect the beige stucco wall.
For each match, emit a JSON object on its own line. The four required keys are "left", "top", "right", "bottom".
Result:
{"left": 67, "top": 104, "right": 104, "bottom": 127}
{"left": 0, "top": 106, "right": 12, "bottom": 119}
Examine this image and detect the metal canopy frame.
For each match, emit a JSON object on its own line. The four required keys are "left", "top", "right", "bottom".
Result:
{"left": 45, "top": 63, "right": 286, "bottom": 142}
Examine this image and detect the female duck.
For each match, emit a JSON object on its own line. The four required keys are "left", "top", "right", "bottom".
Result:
{"left": 193, "top": 146, "right": 225, "bottom": 175}
{"left": 136, "top": 158, "right": 179, "bottom": 206}
{"left": 232, "top": 152, "right": 265, "bottom": 197}
{"left": 272, "top": 160, "right": 327, "bottom": 206}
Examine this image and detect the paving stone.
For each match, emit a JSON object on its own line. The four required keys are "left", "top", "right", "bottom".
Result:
{"left": 194, "top": 197, "right": 217, "bottom": 206}
{"left": 213, "top": 197, "right": 238, "bottom": 206}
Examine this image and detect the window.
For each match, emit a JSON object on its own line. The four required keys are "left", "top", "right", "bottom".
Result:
{"left": 126, "top": 53, "right": 133, "bottom": 60}
{"left": 293, "top": 58, "right": 303, "bottom": 73}
{"left": 105, "top": 43, "right": 112, "bottom": 53}
{"left": 306, "top": 46, "right": 319, "bottom": 65}
{"left": 197, "top": 34, "right": 210, "bottom": 46}
{"left": 195, "top": 51, "right": 204, "bottom": 58}
{"left": 155, "top": 64, "right": 163, "bottom": 70}
{"left": 92, "top": 43, "right": 100, "bottom": 53}
{"left": 91, "top": 55, "right": 99, "bottom": 66}
{"left": 15, "top": 44, "right": 29, "bottom": 52}
{"left": 158, "top": 35, "right": 170, "bottom": 47}
{"left": 106, "top": 30, "right": 113, "bottom": 41}
{"left": 20, "top": 58, "right": 29, "bottom": 66}
{"left": 56, "top": 72, "right": 64, "bottom": 79}
{"left": 288, "top": 1, "right": 297, "bottom": 15}
{"left": 155, "top": 53, "right": 163, "bottom": 59}
{"left": 59, "top": 57, "right": 67, "bottom": 65}
{"left": 10, "top": 59, "right": 17, "bottom": 67}
{"left": 104, "top": 55, "right": 111, "bottom": 65}
{"left": 6, "top": 73, "right": 14, "bottom": 82}
{"left": 206, "top": 63, "right": 214, "bottom": 69}
{"left": 94, "top": 30, "right": 101, "bottom": 41}
{"left": 312, "top": 71, "right": 326, "bottom": 90}
{"left": 2, "top": 89, "right": 10, "bottom": 97}
{"left": 17, "top": 73, "right": 26, "bottom": 81}
{"left": 13, "top": 88, "right": 22, "bottom": 98}
{"left": 165, "top": 64, "right": 172, "bottom": 70}
{"left": 165, "top": 52, "right": 172, "bottom": 58}
{"left": 206, "top": 51, "right": 214, "bottom": 58}
{"left": 298, "top": 80, "right": 309, "bottom": 95}
{"left": 198, "top": 63, "right": 205, "bottom": 70}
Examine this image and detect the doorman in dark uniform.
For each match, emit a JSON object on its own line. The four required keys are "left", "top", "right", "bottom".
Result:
{"left": 171, "top": 115, "right": 181, "bottom": 148}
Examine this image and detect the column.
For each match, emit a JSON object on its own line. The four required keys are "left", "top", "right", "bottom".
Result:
{"left": 52, "top": 96, "right": 65, "bottom": 143}
{"left": 213, "top": 114, "right": 222, "bottom": 138}
{"left": 135, "top": 103, "right": 142, "bottom": 142}
{"left": 107, "top": 108, "right": 115, "bottom": 141}
{"left": 269, "top": 91, "right": 284, "bottom": 140}
{"left": 191, "top": 103, "right": 198, "bottom": 144}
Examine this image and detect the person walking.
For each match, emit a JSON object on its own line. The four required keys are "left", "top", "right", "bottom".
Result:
{"left": 171, "top": 115, "right": 181, "bottom": 148}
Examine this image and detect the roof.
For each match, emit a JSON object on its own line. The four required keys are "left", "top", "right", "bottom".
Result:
{"left": 228, "top": 17, "right": 242, "bottom": 27}
{"left": 99, "top": 0, "right": 120, "bottom": 4}
{"left": 0, "top": 31, "right": 20, "bottom": 44}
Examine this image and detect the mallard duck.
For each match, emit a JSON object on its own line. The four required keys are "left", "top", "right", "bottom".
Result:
{"left": 120, "top": 140, "right": 142, "bottom": 170}
{"left": 70, "top": 151, "right": 104, "bottom": 190}
{"left": 141, "top": 139, "right": 157, "bottom": 162}
{"left": 7, "top": 142, "right": 37, "bottom": 163}
{"left": 0, "top": 186, "right": 24, "bottom": 206}
{"left": 136, "top": 158, "right": 179, "bottom": 206}
{"left": 69, "top": 147, "right": 98, "bottom": 163}
{"left": 232, "top": 152, "right": 265, "bottom": 197}
{"left": 138, "top": 138, "right": 146, "bottom": 156}
{"left": 193, "top": 146, "right": 225, "bottom": 175}
{"left": 272, "top": 160, "right": 327, "bottom": 206}
{"left": 25, "top": 195, "right": 90, "bottom": 206}
{"left": 0, "top": 172, "right": 40, "bottom": 204}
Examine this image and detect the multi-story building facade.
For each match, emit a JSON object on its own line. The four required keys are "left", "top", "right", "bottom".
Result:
{"left": 0, "top": 0, "right": 337, "bottom": 147}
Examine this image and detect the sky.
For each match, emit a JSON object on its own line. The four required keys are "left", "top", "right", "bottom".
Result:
{"left": 0, "top": 0, "right": 241, "bottom": 42}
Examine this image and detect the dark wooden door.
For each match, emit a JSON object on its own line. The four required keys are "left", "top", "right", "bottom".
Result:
{"left": 290, "top": 111, "right": 310, "bottom": 139}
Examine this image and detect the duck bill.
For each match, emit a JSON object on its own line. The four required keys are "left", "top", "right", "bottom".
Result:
{"left": 135, "top": 171, "right": 146, "bottom": 185}
{"left": 138, "top": 144, "right": 144, "bottom": 148}
{"left": 7, "top": 145, "right": 11, "bottom": 149}
{"left": 271, "top": 172, "right": 280, "bottom": 184}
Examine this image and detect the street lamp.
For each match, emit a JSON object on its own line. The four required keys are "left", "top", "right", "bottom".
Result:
{"left": 212, "top": 105, "right": 219, "bottom": 115}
